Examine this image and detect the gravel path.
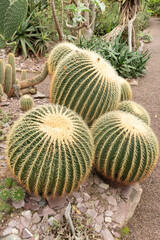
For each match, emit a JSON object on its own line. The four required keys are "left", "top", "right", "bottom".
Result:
{"left": 128, "top": 17, "right": 160, "bottom": 240}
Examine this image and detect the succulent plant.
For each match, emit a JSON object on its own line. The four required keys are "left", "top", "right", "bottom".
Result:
{"left": 0, "top": 189, "right": 10, "bottom": 200}
{"left": 50, "top": 49, "right": 121, "bottom": 125}
{"left": 7, "top": 104, "right": 94, "bottom": 198}
{"left": 0, "top": 59, "right": 4, "bottom": 85}
{"left": 0, "top": 200, "right": 6, "bottom": 211}
{"left": 11, "top": 187, "right": 25, "bottom": 202}
{"left": 117, "top": 76, "right": 132, "bottom": 101}
{"left": 5, "top": 177, "right": 13, "bottom": 188}
{"left": 118, "top": 100, "right": 150, "bottom": 125}
{"left": 19, "top": 94, "right": 34, "bottom": 111}
{"left": 91, "top": 111, "right": 159, "bottom": 184}
{"left": 0, "top": 84, "right": 7, "bottom": 102}
{"left": 3, "top": 64, "right": 12, "bottom": 96}
{"left": 3, "top": 203, "right": 11, "bottom": 213}
{"left": 48, "top": 42, "right": 79, "bottom": 75}
{"left": 7, "top": 53, "right": 16, "bottom": 85}
{"left": 20, "top": 70, "right": 27, "bottom": 81}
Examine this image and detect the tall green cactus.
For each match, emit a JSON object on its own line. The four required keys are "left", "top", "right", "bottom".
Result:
{"left": 117, "top": 76, "right": 132, "bottom": 101}
{"left": 50, "top": 49, "right": 121, "bottom": 125}
{"left": 118, "top": 100, "right": 150, "bottom": 125}
{"left": 0, "top": 59, "right": 4, "bottom": 85}
{"left": 91, "top": 111, "right": 159, "bottom": 184}
{"left": 7, "top": 104, "right": 94, "bottom": 198}
{"left": 48, "top": 42, "right": 79, "bottom": 75}
{"left": 0, "top": 84, "right": 7, "bottom": 102}
{"left": 4, "top": 64, "right": 12, "bottom": 96}
{"left": 8, "top": 53, "right": 16, "bottom": 85}
{"left": 20, "top": 70, "right": 27, "bottom": 81}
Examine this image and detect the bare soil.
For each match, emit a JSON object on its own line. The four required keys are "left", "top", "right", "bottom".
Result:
{"left": 127, "top": 17, "right": 160, "bottom": 240}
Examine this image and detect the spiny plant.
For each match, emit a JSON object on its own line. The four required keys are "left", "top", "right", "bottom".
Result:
{"left": 0, "top": 59, "right": 4, "bottom": 85}
{"left": 3, "top": 64, "right": 12, "bottom": 96}
{"left": 50, "top": 49, "right": 121, "bottom": 125}
{"left": 7, "top": 53, "right": 16, "bottom": 85}
{"left": 118, "top": 100, "right": 150, "bottom": 125}
{"left": 20, "top": 70, "right": 27, "bottom": 81}
{"left": 48, "top": 42, "right": 79, "bottom": 75}
{"left": 11, "top": 187, "right": 25, "bottom": 202}
{"left": 7, "top": 104, "right": 94, "bottom": 198}
{"left": 91, "top": 111, "right": 159, "bottom": 184}
{"left": 0, "top": 189, "right": 10, "bottom": 201}
{"left": 19, "top": 94, "right": 34, "bottom": 111}
{"left": 0, "top": 84, "right": 7, "bottom": 102}
{"left": 116, "top": 76, "right": 132, "bottom": 101}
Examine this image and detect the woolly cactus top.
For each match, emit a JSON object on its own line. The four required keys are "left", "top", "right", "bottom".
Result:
{"left": 7, "top": 104, "right": 94, "bottom": 198}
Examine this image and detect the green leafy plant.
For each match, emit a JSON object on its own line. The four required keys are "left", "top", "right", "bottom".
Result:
{"left": 78, "top": 35, "right": 150, "bottom": 79}
{"left": 121, "top": 226, "right": 130, "bottom": 236}
{"left": 138, "top": 31, "right": 152, "bottom": 43}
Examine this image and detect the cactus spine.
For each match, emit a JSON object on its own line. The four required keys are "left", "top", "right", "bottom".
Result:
{"left": 3, "top": 64, "right": 12, "bottom": 96}
{"left": 0, "top": 59, "right": 4, "bottom": 85}
{"left": 48, "top": 42, "right": 79, "bottom": 75}
{"left": 7, "top": 104, "right": 94, "bottom": 198}
{"left": 50, "top": 49, "right": 121, "bottom": 125}
{"left": 118, "top": 100, "right": 150, "bottom": 125}
{"left": 91, "top": 111, "right": 159, "bottom": 184}
{"left": 20, "top": 94, "right": 34, "bottom": 111}
{"left": 7, "top": 53, "right": 16, "bottom": 85}
{"left": 117, "top": 76, "right": 132, "bottom": 101}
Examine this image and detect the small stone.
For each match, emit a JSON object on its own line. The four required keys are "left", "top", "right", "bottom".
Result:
{"left": 112, "top": 224, "right": 118, "bottom": 229}
{"left": 47, "top": 197, "right": 66, "bottom": 209}
{"left": 33, "top": 92, "right": 46, "bottom": 99}
{"left": 48, "top": 216, "right": 55, "bottom": 227}
{"left": 12, "top": 228, "right": 18, "bottom": 234}
{"left": 83, "top": 193, "right": 90, "bottom": 201}
{"left": 31, "top": 224, "right": 37, "bottom": 231}
{"left": 105, "top": 217, "right": 112, "bottom": 223}
{"left": 3, "top": 227, "right": 12, "bottom": 236}
{"left": 32, "top": 212, "right": 41, "bottom": 224}
{"left": 102, "top": 229, "right": 114, "bottom": 240}
{"left": 79, "top": 206, "right": 86, "bottom": 213}
{"left": 129, "top": 79, "right": 138, "bottom": 86}
{"left": 72, "top": 192, "right": 81, "bottom": 198}
{"left": 112, "top": 231, "right": 121, "bottom": 238}
{"left": 39, "top": 198, "right": 47, "bottom": 207}
{"left": 105, "top": 210, "right": 113, "bottom": 217}
{"left": 107, "top": 196, "right": 117, "bottom": 206}
{"left": 22, "top": 210, "right": 32, "bottom": 220}
{"left": 94, "top": 224, "right": 102, "bottom": 233}
{"left": 98, "top": 188, "right": 104, "bottom": 194}
{"left": 12, "top": 200, "right": 25, "bottom": 209}
{"left": 94, "top": 200, "right": 99, "bottom": 207}
{"left": 24, "top": 201, "right": 40, "bottom": 211}
{"left": 20, "top": 216, "right": 30, "bottom": 228}
{"left": 86, "top": 209, "right": 98, "bottom": 219}
{"left": 77, "top": 197, "right": 83, "bottom": 203}
{"left": 95, "top": 214, "right": 104, "bottom": 225}
{"left": 54, "top": 214, "right": 63, "bottom": 222}
{"left": 2, "top": 235, "right": 21, "bottom": 240}
{"left": 93, "top": 175, "right": 101, "bottom": 185}
{"left": 98, "top": 206, "right": 105, "bottom": 213}
{"left": 22, "top": 228, "right": 33, "bottom": 239}
{"left": 8, "top": 220, "right": 18, "bottom": 228}
{"left": 41, "top": 205, "right": 56, "bottom": 218}
{"left": 0, "top": 155, "right": 5, "bottom": 160}
{"left": 102, "top": 193, "right": 106, "bottom": 199}
{"left": 99, "top": 183, "right": 109, "bottom": 190}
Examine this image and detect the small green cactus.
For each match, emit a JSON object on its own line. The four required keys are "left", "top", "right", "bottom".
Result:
{"left": 0, "top": 189, "right": 10, "bottom": 200}
{"left": 0, "top": 59, "right": 4, "bottom": 85}
{"left": 91, "top": 111, "right": 159, "bottom": 184}
{"left": 19, "top": 94, "right": 34, "bottom": 111}
{"left": 7, "top": 53, "right": 16, "bottom": 85}
{"left": 11, "top": 187, "right": 25, "bottom": 202}
{"left": 48, "top": 42, "right": 79, "bottom": 75}
{"left": 7, "top": 104, "right": 94, "bottom": 198}
{"left": 0, "top": 200, "right": 6, "bottom": 211}
{"left": 117, "top": 76, "right": 132, "bottom": 101}
{"left": 50, "top": 49, "right": 121, "bottom": 125}
{"left": 20, "top": 70, "right": 27, "bottom": 81}
{"left": 118, "top": 100, "right": 150, "bottom": 125}
{"left": 3, "top": 64, "right": 12, "bottom": 96}
{"left": 5, "top": 177, "right": 13, "bottom": 188}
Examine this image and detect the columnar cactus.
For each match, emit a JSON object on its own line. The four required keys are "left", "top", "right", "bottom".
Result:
{"left": 19, "top": 94, "right": 34, "bottom": 111}
{"left": 20, "top": 70, "right": 27, "bottom": 81}
{"left": 0, "top": 84, "right": 7, "bottom": 102}
{"left": 117, "top": 76, "right": 132, "bottom": 101}
{"left": 7, "top": 104, "right": 94, "bottom": 198}
{"left": 91, "top": 111, "right": 159, "bottom": 184}
{"left": 50, "top": 49, "right": 121, "bottom": 125}
{"left": 7, "top": 53, "right": 16, "bottom": 85}
{"left": 118, "top": 100, "right": 150, "bottom": 125}
{"left": 0, "top": 59, "right": 4, "bottom": 85}
{"left": 3, "top": 64, "right": 12, "bottom": 96}
{"left": 48, "top": 42, "right": 79, "bottom": 75}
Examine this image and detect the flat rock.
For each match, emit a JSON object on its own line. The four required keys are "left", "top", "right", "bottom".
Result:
{"left": 41, "top": 205, "right": 56, "bottom": 218}
{"left": 24, "top": 201, "right": 40, "bottom": 211}
{"left": 12, "top": 200, "right": 25, "bottom": 209}
{"left": 47, "top": 197, "right": 66, "bottom": 209}
{"left": 20, "top": 216, "right": 30, "bottom": 228}
{"left": 107, "top": 196, "right": 117, "bottom": 206}
{"left": 105, "top": 217, "right": 112, "bottom": 223}
{"left": 95, "top": 214, "right": 104, "bottom": 225}
{"left": 86, "top": 209, "right": 98, "bottom": 219}
{"left": 102, "top": 229, "right": 114, "bottom": 240}
{"left": 22, "top": 228, "right": 33, "bottom": 239}
{"left": 8, "top": 220, "right": 18, "bottom": 228}
{"left": 83, "top": 192, "right": 90, "bottom": 201}
{"left": 1, "top": 235, "right": 21, "bottom": 240}
{"left": 77, "top": 197, "right": 83, "bottom": 203}
{"left": 99, "top": 183, "right": 109, "bottom": 190}
{"left": 105, "top": 210, "right": 113, "bottom": 217}
{"left": 94, "top": 224, "right": 102, "bottom": 233}
{"left": 32, "top": 212, "right": 41, "bottom": 224}
{"left": 3, "top": 227, "right": 13, "bottom": 236}
{"left": 33, "top": 92, "right": 46, "bottom": 98}
{"left": 22, "top": 210, "right": 32, "bottom": 220}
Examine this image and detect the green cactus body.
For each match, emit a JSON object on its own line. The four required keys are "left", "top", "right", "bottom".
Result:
{"left": 0, "top": 59, "right": 4, "bottom": 85}
{"left": 20, "top": 70, "right": 27, "bottom": 81}
{"left": 7, "top": 53, "right": 16, "bottom": 85}
{"left": 7, "top": 104, "right": 94, "bottom": 198}
{"left": 50, "top": 49, "right": 121, "bottom": 125}
{"left": 4, "top": 64, "right": 12, "bottom": 96}
{"left": 118, "top": 100, "right": 150, "bottom": 125}
{"left": 91, "top": 111, "right": 159, "bottom": 184}
{"left": 20, "top": 94, "right": 34, "bottom": 111}
{"left": 117, "top": 76, "right": 132, "bottom": 101}
{"left": 0, "top": 0, "right": 10, "bottom": 34}
{"left": 0, "top": 84, "right": 7, "bottom": 102}
{"left": 48, "top": 42, "right": 79, "bottom": 75}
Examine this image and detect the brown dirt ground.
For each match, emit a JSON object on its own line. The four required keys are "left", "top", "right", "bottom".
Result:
{"left": 127, "top": 17, "right": 160, "bottom": 240}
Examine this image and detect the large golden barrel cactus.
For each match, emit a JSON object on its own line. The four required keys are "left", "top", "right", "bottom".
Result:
{"left": 7, "top": 104, "right": 94, "bottom": 198}
{"left": 48, "top": 42, "right": 79, "bottom": 75}
{"left": 50, "top": 49, "right": 121, "bottom": 125}
{"left": 117, "top": 76, "right": 132, "bottom": 101}
{"left": 91, "top": 111, "right": 159, "bottom": 184}
{"left": 118, "top": 100, "right": 150, "bottom": 125}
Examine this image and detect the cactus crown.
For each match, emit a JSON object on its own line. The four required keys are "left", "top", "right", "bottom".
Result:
{"left": 118, "top": 100, "right": 150, "bottom": 125}
{"left": 91, "top": 111, "right": 159, "bottom": 184}
{"left": 48, "top": 42, "right": 79, "bottom": 75}
{"left": 7, "top": 104, "right": 94, "bottom": 198}
{"left": 50, "top": 49, "right": 121, "bottom": 125}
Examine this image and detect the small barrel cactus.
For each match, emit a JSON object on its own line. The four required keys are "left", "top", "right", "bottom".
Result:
{"left": 3, "top": 64, "right": 12, "bottom": 96}
{"left": 91, "top": 111, "right": 159, "bottom": 184}
{"left": 7, "top": 104, "right": 94, "bottom": 198}
{"left": 118, "top": 100, "right": 150, "bottom": 125}
{"left": 11, "top": 187, "right": 25, "bottom": 202}
{"left": 48, "top": 42, "right": 79, "bottom": 75}
{"left": 117, "top": 76, "right": 132, "bottom": 101}
{"left": 19, "top": 94, "right": 34, "bottom": 111}
{"left": 50, "top": 49, "right": 121, "bottom": 125}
